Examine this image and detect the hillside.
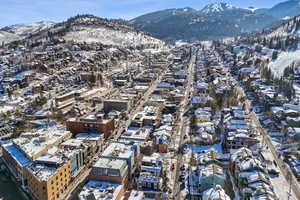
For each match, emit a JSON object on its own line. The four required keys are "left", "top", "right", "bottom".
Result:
{"left": 11, "top": 15, "right": 165, "bottom": 48}
{"left": 241, "top": 15, "right": 300, "bottom": 77}
{"left": 129, "top": 3, "right": 278, "bottom": 42}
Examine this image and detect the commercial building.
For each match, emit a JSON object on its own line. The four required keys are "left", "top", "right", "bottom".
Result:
{"left": 66, "top": 116, "right": 115, "bottom": 138}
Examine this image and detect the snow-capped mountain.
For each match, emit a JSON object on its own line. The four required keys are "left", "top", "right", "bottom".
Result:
{"left": 2, "top": 21, "right": 55, "bottom": 36}
{"left": 129, "top": 3, "right": 278, "bottom": 42}
{"left": 200, "top": 3, "right": 236, "bottom": 14}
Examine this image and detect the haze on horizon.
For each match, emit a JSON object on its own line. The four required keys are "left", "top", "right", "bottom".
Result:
{"left": 0, "top": 0, "right": 287, "bottom": 27}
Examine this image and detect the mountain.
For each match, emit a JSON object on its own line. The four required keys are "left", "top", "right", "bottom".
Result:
{"left": 129, "top": 3, "right": 278, "bottom": 42}
{"left": 6, "top": 15, "right": 164, "bottom": 48}
{"left": 1, "top": 21, "right": 55, "bottom": 36}
{"left": 200, "top": 2, "right": 236, "bottom": 14}
{"left": 241, "top": 15, "right": 300, "bottom": 77}
{"left": 258, "top": 0, "right": 300, "bottom": 20}
{"left": 0, "top": 21, "right": 55, "bottom": 44}
{"left": 0, "top": 31, "right": 21, "bottom": 44}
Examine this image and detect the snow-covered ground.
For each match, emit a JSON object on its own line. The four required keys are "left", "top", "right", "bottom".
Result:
{"left": 0, "top": 31, "right": 21, "bottom": 44}
{"left": 64, "top": 26, "right": 164, "bottom": 47}
{"left": 268, "top": 49, "right": 300, "bottom": 77}
{"left": 3, "top": 21, "right": 55, "bottom": 36}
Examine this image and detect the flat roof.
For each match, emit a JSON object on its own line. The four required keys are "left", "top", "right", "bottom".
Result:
{"left": 93, "top": 157, "right": 127, "bottom": 170}
{"left": 29, "top": 164, "right": 57, "bottom": 181}
{"left": 79, "top": 180, "right": 122, "bottom": 200}
{"left": 101, "top": 143, "right": 133, "bottom": 159}
{"left": 4, "top": 144, "right": 31, "bottom": 167}
{"left": 12, "top": 127, "right": 71, "bottom": 159}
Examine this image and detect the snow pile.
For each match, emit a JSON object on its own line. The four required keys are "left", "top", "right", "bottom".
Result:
{"left": 64, "top": 26, "right": 164, "bottom": 47}
{"left": 268, "top": 49, "right": 300, "bottom": 77}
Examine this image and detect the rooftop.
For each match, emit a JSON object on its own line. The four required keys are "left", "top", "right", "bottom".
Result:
{"left": 12, "top": 126, "right": 71, "bottom": 159}
{"left": 79, "top": 180, "right": 122, "bottom": 200}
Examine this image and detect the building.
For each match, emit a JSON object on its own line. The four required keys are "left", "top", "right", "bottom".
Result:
{"left": 103, "top": 99, "right": 131, "bottom": 114}
{"left": 90, "top": 158, "right": 129, "bottom": 186}
{"left": 11, "top": 127, "right": 72, "bottom": 160}
{"left": 137, "top": 156, "right": 164, "bottom": 198}
{"left": 100, "top": 142, "right": 139, "bottom": 177}
{"left": 78, "top": 180, "right": 124, "bottom": 200}
{"left": 23, "top": 161, "right": 71, "bottom": 200}
{"left": 66, "top": 117, "right": 115, "bottom": 138}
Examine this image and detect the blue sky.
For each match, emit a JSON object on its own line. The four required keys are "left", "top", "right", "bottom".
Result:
{"left": 0, "top": 0, "right": 286, "bottom": 27}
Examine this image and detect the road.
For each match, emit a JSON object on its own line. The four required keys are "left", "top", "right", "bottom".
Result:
{"left": 113, "top": 69, "right": 167, "bottom": 140}
{"left": 64, "top": 63, "right": 169, "bottom": 200}
{"left": 172, "top": 53, "right": 196, "bottom": 200}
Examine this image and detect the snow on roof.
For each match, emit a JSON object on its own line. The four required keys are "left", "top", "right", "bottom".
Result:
{"left": 202, "top": 185, "right": 231, "bottom": 200}
{"left": 12, "top": 126, "right": 71, "bottom": 159}
{"left": 128, "top": 190, "right": 145, "bottom": 200}
{"left": 93, "top": 157, "right": 127, "bottom": 171}
{"left": 61, "top": 138, "right": 84, "bottom": 147}
{"left": 101, "top": 142, "right": 134, "bottom": 160}
{"left": 79, "top": 180, "right": 122, "bottom": 200}
{"left": 29, "top": 164, "right": 57, "bottom": 181}
{"left": 230, "top": 147, "right": 253, "bottom": 162}
{"left": 199, "top": 164, "right": 225, "bottom": 179}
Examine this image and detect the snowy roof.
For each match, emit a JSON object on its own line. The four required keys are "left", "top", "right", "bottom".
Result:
{"left": 79, "top": 180, "right": 122, "bottom": 200}
{"left": 29, "top": 164, "right": 57, "bottom": 181}
{"left": 12, "top": 127, "right": 71, "bottom": 159}
{"left": 202, "top": 185, "right": 231, "bottom": 200}
{"left": 93, "top": 157, "right": 127, "bottom": 172}
{"left": 128, "top": 190, "right": 145, "bottom": 200}
{"left": 101, "top": 142, "right": 134, "bottom": 160}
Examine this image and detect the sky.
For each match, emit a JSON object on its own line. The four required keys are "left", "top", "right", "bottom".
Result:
{"left": 0, "top": 0, "right": 286, "bottom": 28}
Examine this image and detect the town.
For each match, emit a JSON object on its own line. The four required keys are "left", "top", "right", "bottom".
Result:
{"left": 1, "top": 6, "right": 300, "bottom": 200}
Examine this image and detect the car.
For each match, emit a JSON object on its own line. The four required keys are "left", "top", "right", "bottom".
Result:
{"left": 268, "top": 169, "right": 280, "bottom": 177}
{"left": 170, "top": 163, "right": 175, "bottom": 170}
